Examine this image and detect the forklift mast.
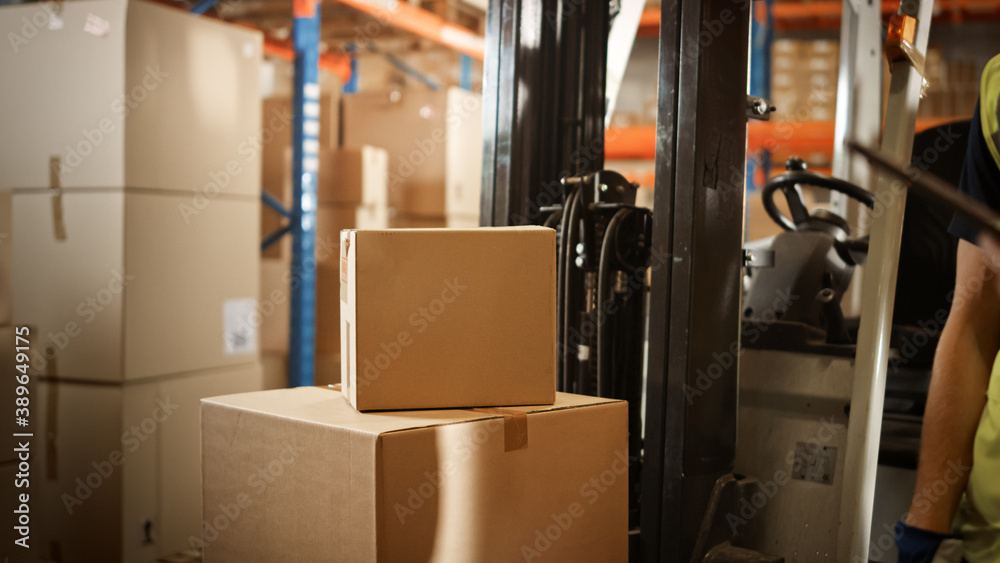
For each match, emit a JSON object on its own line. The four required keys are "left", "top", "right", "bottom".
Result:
{"left": 480, "top": 0, "right": 751, "bottom": 561}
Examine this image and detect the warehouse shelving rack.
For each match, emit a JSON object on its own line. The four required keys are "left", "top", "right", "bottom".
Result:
{"left": 187, "top": 0, "right": 485, "bottom": 386}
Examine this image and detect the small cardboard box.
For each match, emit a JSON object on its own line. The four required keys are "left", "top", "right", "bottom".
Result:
{"left": 340, "top": 227, "right": 556, "bottom": 411}
{"left": 33, "top": 362, "right": 263, "bottom": 563}
{"left": 201, "top": 387, "right": 627, "bottom": 562}
{"left": 280, "top": 145, "right": 390, "bottom": 207}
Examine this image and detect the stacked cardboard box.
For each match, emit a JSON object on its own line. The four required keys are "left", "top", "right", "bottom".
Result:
{"left": 918, "top": 45, "right": 980, "bottom": 120}
{"left": 0, "top": 1, "right": 264, "bottom": 560}
{"left": 770, "top": 39, "right": 839, "bottom": 126}
{"left": 203, "top": 227, "right": 628, "bottom": 560}
{"left": 768, "top": 39, "right": 839, "bottom": 169}
{"left": 342, "top": 87, "right": 484, "bottom": 228}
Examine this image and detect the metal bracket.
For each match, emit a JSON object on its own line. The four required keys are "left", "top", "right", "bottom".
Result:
{"left": 743, "top": 248, "right": 774, "bottom": 268}
{"left": 747, "top": 95, "right": 775, "bottom": 121}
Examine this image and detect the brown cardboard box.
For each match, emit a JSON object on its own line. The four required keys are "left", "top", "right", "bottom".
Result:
{"left": 355, "top": 205, "right": 447, "bottom": 229}
{"left": 12, "top": 189, "right": 259, "bottom": 382}
{"left": 259, "top": 206, "right": 353, "bottom": 354}
{"left": 342, "top": 87, "right": 482, "bottom": 218}
{"left": 261, "top": 352, "right": 340, "bottom": 389}
{"left": 280, "top": 145, "right": 390, "bottom": 207}
{"left": 261, "top": 352, "right": 288, "bottom": 389}
{"left": 259, "top": 259, "right": 291, "bottom": 354}
{"left": 34, "top": 362, "right": 263, "bottom": 563}
{"left": 340, "top": 227, "right": 556, "bottom": 411}
{"left": 201, "top": 387, "right": 627, "bottom": 562}
{"left": 446, "top": 213, "right": 480, "bottom": 229}
{"left": 0, "top": 0, "right": 261, "bottom": 195}
{"left": 261, "top": 93, "right": 339, "bottom": 198}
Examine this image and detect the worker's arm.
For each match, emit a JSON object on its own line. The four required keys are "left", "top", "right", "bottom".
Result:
{"left": 905, "top": 237, "right": 1000, "bottom": 532}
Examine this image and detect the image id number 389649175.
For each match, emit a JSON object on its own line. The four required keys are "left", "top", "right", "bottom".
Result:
{"left": 13, "top": 326, "right": 31, "bottom": 549}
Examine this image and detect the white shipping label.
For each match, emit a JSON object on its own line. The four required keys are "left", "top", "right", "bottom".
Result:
{"left": 224, "top": 298, "right": 258, "bottom": 355}
{"left": 83, "top": 14, "right": 110, "bottom": 37}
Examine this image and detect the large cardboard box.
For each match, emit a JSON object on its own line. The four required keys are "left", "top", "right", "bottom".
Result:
{"left": 201, "top": 387, "right": 627, "bottom": 562}
{"left": 340, "top": 227, "right": 556, "bottom": 411}
{"left": 12, "top": 189, "right": 259, "bottom": 382}
{"left": 34, "top": 362, "right": 263, "bottom": 563}
{"left": 342, "top": 87, "right": 483, "bottom": 218}
{"left": 0, "top": 0, "right": 261, "bottom": 195}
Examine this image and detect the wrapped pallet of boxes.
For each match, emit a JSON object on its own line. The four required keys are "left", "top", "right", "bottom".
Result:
{"left": 0, "top": 1, "right": 265, "bottom": 560}
{"left": 342, "top": 87, "right": 483, "bottom": 228}
{"left": 340, "top": 227, "right": 556, "bottom": 411}
{"left": 201, "top": 387, "right": 628, "bottom": 562}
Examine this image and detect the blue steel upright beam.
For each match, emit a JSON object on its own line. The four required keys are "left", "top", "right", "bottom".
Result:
{"left": 289, "top": 0, "right": 321, "bottom": 387}
{"left": 746, "top": 0, "right": 773, "bottom": 198}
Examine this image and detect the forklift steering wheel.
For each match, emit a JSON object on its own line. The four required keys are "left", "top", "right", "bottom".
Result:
{"left": 761, "top": 157, "right": 875, "bottom": 232}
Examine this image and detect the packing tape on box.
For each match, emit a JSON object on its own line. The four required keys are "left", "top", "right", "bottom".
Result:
{"left": 314, "top": 385, "right": 527, "bottom": 451}
{"left": 48, "top": 156, "right": 67, "bottom": 241}
{"left": 471, "top": 408, "right": 528, "bottom": 452}
{"left": 45, "top": 356, "right": 59, "bottom": 480}
{"left": 340, "top": 235, "right": 349, "bottom": 304}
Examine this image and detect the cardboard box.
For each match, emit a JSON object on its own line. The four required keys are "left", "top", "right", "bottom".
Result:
{"left": 340, "top": 227, "right": 556, "bottom": 411}
{"left": 259, "top": 206, "right": 353, "bottom": 354}
{"left": 259, "top": 258, "right": 291, "bottom": 354}
{"left": 0, "top": 0, "right": 261, "bottom": 195}
{"left": 12, "top": 189, "right": 259, "bottom": 382}
{"left": 261, "top": 352, "right": 287, "bottom": 389}
{"left": 446, "top": 213, "right": 480, "bottom": 229}
{"left": 201, "top": 387, "right": 627, "bottom": 562}
{"left": 342, "top": 87, "right": 483, "bottom": 218}
{"left": 280, "top": 145, "right": 390, "bottom": 207}
{"left": 261, "top": 352, "right": 340, "bottom": 389}
{"left": 34, "top": 362, "right": 263, "bottom": 563}
{"left": 355, "top": 205, "right": 447, "bottom": 229}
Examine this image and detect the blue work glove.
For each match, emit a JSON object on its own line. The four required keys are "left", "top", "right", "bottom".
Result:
{"left": 895, "top": 521, "right": 962, "bottom": 563}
